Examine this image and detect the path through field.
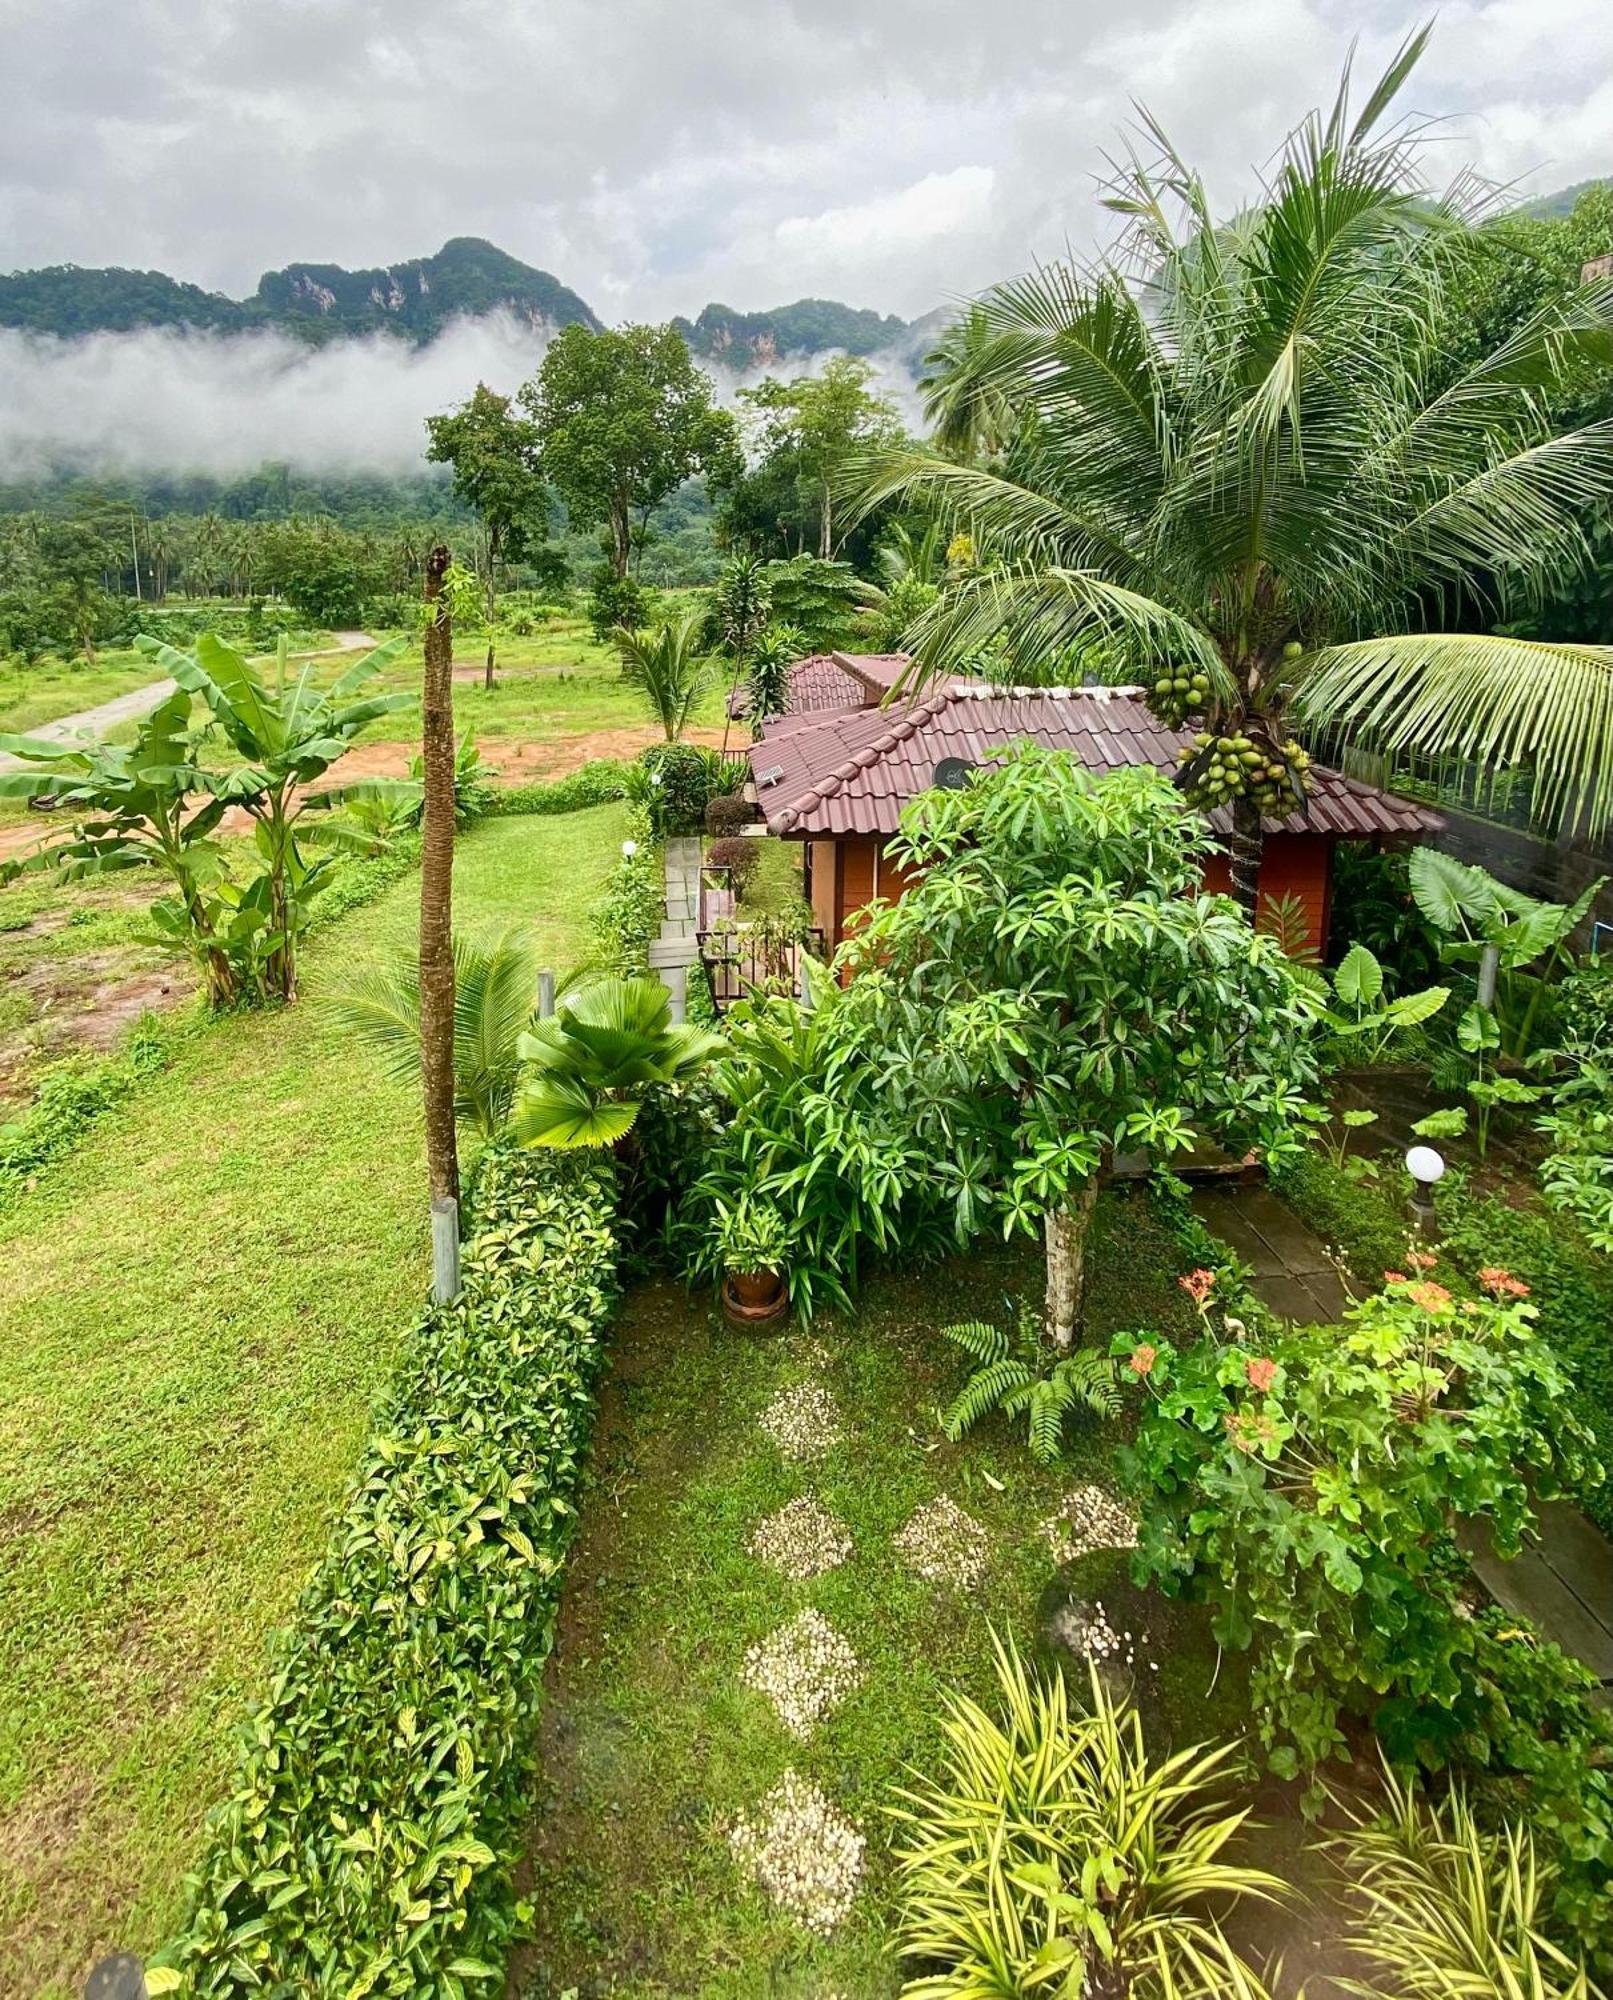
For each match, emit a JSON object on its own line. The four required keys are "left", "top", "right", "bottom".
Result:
{"left": 0, "top": 631, "right": 377, "bottom": 775}
{"left": 0, "top": 804, "right": 623, "bottom": 1999}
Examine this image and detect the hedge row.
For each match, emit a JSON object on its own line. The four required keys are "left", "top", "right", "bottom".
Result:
{"left": 485, "top": 759, "right": 631, "bottom": 819}
{"left": 152, "top": 1147, "right": 618, "bottom": 1996}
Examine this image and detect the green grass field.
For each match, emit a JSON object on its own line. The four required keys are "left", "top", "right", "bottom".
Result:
{"left": 0, "top": 804, "right": 623, "bottom": 1998}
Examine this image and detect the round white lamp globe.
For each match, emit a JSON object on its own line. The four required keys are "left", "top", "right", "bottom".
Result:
{"left": 1405, "top": 1145, "right": 1446, "bottom": 1187}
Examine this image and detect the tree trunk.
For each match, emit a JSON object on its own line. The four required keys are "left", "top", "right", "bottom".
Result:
{"left": 609, "top": 497, "right": 632, "bottom": 580}
{"left": 420, "top": 543, "right": 461, "bottom": 1303}
{"left": 1044, "top": 1177, "right": 1101, "bottom": 1348}
{"left": 819, "top": 480, "right": 833, "bottom": 560}
{"left": 1228, "top": 791, "right": 1263, "bottom": 919}
{"left": 484, "top": 527, "right": 498, "bottom": 689}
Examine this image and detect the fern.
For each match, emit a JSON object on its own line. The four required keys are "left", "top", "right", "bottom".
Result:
{"left": 941, "top": 1319, "right": 1010, "bottom": 1366}
{"left": 943, "top": 1358, "right": 1034, "bottom": 1440}
{"left": 939, "top": 1307, "right": 1120, "bottom": 1462}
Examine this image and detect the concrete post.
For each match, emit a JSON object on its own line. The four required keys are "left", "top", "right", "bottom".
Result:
{"left": 538, "top": 968, "right": 556, "bottom": 1018}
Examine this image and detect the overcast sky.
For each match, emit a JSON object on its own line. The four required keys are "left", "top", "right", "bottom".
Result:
{"left": 3, "top": 0, "right": 1609, "bottom": 322}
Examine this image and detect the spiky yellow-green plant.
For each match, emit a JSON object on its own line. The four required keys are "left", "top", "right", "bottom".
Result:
{"left": 890, "top": 1633, "right": 1283, "bottom": 1998}
{"left": 1330, "top": 1761, "right": 1605, "bottom": 2000}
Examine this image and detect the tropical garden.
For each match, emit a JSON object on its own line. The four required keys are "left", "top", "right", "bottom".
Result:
{"left": 2, "top": 28, "right": 1613, "bottom": 2000}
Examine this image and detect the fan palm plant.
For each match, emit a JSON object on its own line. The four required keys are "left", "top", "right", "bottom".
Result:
{"left": 515, "top": 975, "right": 723, "bottom": 1148}
{"left": 328, "top": 928, "right": 543, "bottom": 1142}
{"left": 611, "top": 608, "right": 712, "bottom": 740}
{"left": 891, "top": 1633, "right": 1284, "bottom": 1999}
{"left": 851, "top": 28, "right": 1613, "bottom": 907}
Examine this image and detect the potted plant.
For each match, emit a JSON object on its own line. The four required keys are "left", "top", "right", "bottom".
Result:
{"left": 717, "top": 1196, "right": 790, "bottom": 1325}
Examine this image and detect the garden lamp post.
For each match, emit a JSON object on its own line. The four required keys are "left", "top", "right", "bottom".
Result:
{"left": 1405, "top": 1144, "right": 1446, "bottom": 1236}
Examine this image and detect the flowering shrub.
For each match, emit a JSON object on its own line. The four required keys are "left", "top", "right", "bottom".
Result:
{"left": 1118, "top": 1262, "right": 1597, "bottom": 1789}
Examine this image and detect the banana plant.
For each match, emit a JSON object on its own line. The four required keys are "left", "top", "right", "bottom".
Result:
{"left": 514, "top": 976, "right": 723, "bottom": 1148}
{"left": 137, "top": 630, "right": 412, "bottom": 999}
{"left": 0, "top": 687, "right": 246, "bottom": 1006}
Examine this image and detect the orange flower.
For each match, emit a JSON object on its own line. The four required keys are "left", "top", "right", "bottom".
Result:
{"left": 1127, "top": 1343, "right": 1158, "bottom": 1378}
{"left": 1383, "top": 1270, "right": 1407, "bottom": 1285}
{"left": 1406, "top": 1248, "right": 1439, "bottom": 1273}
{"left": 1408, "top": 1281, "right": 1453, "bottom": 1312}
{"left": 1479, "top": 1266, "right": 1531, "bottom": 1299}
{"left": 1178, "top": 1268, "right": 1217, "bottom": 1306}
{"left": 1224, "top": 1409, "right": 1277, "bottom": 1455}
{"left": 1245, "top": 1356, "right": 1279, "bottom": 1393}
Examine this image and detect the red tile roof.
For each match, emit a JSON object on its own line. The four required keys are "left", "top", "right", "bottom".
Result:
{"left": 749, "top": 685, "right": 1445, "bottom": 842}
{"left": 728, "top": 651, "right": 913, "bottom": 721}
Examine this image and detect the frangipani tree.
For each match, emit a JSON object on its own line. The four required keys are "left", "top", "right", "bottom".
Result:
{"left": 837, "top": 749, "right": 1319, "bottom": 1345}
{"left": 852, "top": 29, "right": 1613, "bottom": 907}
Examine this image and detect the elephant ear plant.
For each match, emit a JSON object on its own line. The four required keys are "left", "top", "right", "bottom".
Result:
{"left": 515, "top": 975, "right": 724, "bottom": 1148}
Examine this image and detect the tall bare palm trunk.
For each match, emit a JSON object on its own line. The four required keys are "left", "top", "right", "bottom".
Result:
{"left": 421, "top": 543, "right": 461, "bottom": 1303}
{"left": 1227, "top": 792, "right": 1263, "bottom": 919}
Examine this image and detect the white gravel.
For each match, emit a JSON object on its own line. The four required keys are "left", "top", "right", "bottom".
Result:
{"left": 743, "top": 1608, "right": 863, "bottom": 1740}
{"left": 729, "top": 1770, "right": 866, "bottom": 1936}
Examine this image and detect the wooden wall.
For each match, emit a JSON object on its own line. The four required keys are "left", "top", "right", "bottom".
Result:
{"left": 816, "top": 830, "right": 1337, "bottom": 954}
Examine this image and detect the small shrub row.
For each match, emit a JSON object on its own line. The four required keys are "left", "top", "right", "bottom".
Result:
{"left": 150, "top": 1147, "right": 618, "bottom": 1996}
{"left": 485, "top": 760, "right": 632, "bottom": 819}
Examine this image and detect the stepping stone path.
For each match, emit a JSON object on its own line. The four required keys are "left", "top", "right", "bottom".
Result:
{"left": 728, "top": 1770, "right": 866, "bottom": 1937}
{"left": 729, "top": 1346, "right": 871, "bottom": 1935}
{"left": 743, "top": 1608, "right": 863, "bottom": 1740}
{"left": 749, "top": 1496, "right": 853, "bottom": 1580}
{"left": 758, "top": 1379, "right": 842, "bottom": 1460}
{"left": 895, "top": 1495, "right": 990, "bottom": 1588}
{"left": 1041, "top": 1484, "right": 1139, "bottom": 1565}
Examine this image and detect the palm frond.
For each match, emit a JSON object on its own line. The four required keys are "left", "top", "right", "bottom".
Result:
{"left": 1297, "top": 632, "right": 1613, "bottom": 835}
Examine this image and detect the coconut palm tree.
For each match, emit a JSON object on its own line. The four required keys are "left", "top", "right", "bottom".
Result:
{"left": 851, "top": 29, "right": 1613, "bottom": 907}
{"left": 611, "top": 608, "right": 712, "bottom": 740}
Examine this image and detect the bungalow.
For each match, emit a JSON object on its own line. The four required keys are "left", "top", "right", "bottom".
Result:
{"left": 745, "top": 654, "right": 1443, "bottom": 955}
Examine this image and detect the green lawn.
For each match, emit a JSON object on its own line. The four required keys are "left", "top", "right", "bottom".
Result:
{"left": 0, "top": 804, "right": 624, "bottom": 1998}
{"left": 514, "top": 1196, "right": 1227, "bottom": 1998}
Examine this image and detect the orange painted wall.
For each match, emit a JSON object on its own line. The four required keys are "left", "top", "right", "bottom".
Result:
{"left": 821, "top": 831, "right": 1337, "bottom": 953}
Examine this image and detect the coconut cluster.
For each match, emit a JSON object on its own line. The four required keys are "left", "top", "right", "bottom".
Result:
{"left": 748, "top": 1496, "right": 853, "bottom": 1581}
{"left": 1042, "top": 1484, "right": 1139, "bottom": 1565}
{"left": 729, "top": 1770, "right": 866, "bottom": 1936}
{"left": 743, "top": 1609, "right": 863, "bottom": 1739}
{"left": 894, "top": 1495, "right": 990, "bottom": 1589}
{"left": 1174, "top": 725, "right": 1313, "bottom": 820}
{"left": 1148, "top": 665, "right": 1214, "bottom": 728}
{"left": 758, "top": 1381, "right": 843, "bottom": 1461}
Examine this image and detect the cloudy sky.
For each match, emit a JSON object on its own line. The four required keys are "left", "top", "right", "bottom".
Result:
{"left": 4, "top": 0, "right": 1610, "bottom": 321}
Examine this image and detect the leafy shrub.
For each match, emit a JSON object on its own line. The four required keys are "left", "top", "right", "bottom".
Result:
{"left": 1327, "top": 843, "right": 1442, "bottom": 990}
{"left": 891, "top": 1634, "right": 1283, "bottom": 2000}
{"left": 1122, "top": 1271, "right": 1596, "bottom": 1788}
{"left": 706, "top": 833, "right": 759, "bottom": 893}
{"left": 703, "top": 790, "right": 753, "bottom": 839}
{"left": 487, "top": 760, "right": 631, "bottom": 818}
{"left": 1436, "top": 1169, "right": 1613, "bottom": 1537}
{"left": 152, "top": 1147, "right": 618, "bottom": 1996}
{"left": 585, "top": 564, "right": 647, "bottom": 641}
{"left": 1381, "top": 1609, "right": 1613, "bottom": 1966}
{"left": 634, "top": 741, "right": 745, "bottom": 838}
{"left": 589, "top": 838, "right": 662, "bottom": 975}
{"left": 683, "top": 987, "right": 953, "bottom": 1319}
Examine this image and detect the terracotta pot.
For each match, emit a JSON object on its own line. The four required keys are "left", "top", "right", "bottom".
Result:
{"left": 721, "top": 1268, "right": 789, "bottom": 1326}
